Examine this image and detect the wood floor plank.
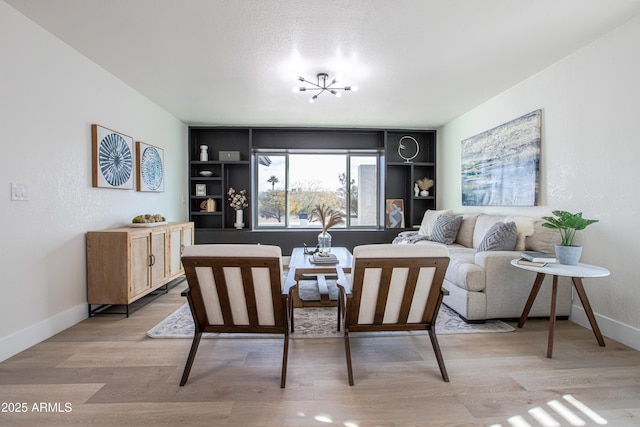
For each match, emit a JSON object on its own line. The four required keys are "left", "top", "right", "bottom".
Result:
{"left": 1, "top": 285, "right": 639, "bottom": 426}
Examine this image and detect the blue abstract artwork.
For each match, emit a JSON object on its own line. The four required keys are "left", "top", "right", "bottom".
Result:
{"left": 461, "top": 110, "right": 541, "bottom": 206}
{"left": 92, "top": 124, "right": 134, "bottom": 189}
{"left": 136, "top": 142, "right": 164, "bottom": 192}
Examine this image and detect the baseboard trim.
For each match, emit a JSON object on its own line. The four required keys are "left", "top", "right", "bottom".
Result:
{"left": 0, "top": 303, "right": 87, "bottom": 362}
{"left": 570, "top": 304, "right": 640, "bottom": 351}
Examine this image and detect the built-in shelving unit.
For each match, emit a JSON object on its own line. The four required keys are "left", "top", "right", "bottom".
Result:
{"left": 385, "top": 130, "right": 437, "bottom": 227}
{"left": 188, "top": 127, "right": 437, "bottom": 245}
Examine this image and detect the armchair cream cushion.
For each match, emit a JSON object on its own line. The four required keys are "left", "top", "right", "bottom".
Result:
{"left": 182, "top": 244, "right": 282, "bottom": 326}
{"left": 352, "top": 244, "right": 449, "bottom": 324}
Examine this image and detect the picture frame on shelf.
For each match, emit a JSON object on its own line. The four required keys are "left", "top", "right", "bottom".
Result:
{"left": 195, "top": 184, "right": 206, "bottom": 197}
{"left": 136, "top": 141, "right": 164, "bottom": 192}
{"left": 91, "top": 124, "right": 134, "bottom": 190}
{"left": 385, "top": 199, "right": 405, "bottom": 228}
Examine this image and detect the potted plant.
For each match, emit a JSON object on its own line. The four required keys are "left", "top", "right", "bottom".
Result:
{"left": 416, "top": 178, "right": 434, "bottom": 197}
{"left": 541, "top": 210, "right": 599, "bottom": 265}
{"left": 228, "top": 188, "right": 249, "bottom": 229}
{"left": 315, "top": 204, "right": 344, "bottom": 253}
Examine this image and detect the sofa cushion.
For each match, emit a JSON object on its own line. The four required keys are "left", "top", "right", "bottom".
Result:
{"left": 477, "top": 221, "right": 518, "bottom": 252}
{"left": 444, "top": 247, "right": 486, "bottom": 292}
{"left": 455, "top": 214, "right": 479, "bottom": 248}
{"left": 428, "top": 215, "right": 463, "bottom": 244}
{"left": 505, "top": 216, "right": 536, "bottom": 251}
{"left": 526, "top": 219, "right": 562, "bottom": 253}
{"left": 417, "top": 209, "right": 453, "bottom": 237}
{"left": 472, "top": 215, "right": 507, "bottom": 248}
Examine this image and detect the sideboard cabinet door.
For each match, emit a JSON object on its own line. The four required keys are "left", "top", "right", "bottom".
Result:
{"left": 87, "top": 222, "right": 193, "bottom": 309}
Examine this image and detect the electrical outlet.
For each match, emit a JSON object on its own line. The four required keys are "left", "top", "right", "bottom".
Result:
{"left": 10, "top": 183, "right": 29, "bottom": 201}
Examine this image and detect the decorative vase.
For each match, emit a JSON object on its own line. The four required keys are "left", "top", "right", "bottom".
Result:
{"left": 199, "top": 145, "right": 209, "bottom": 161}
{"left": 234, "top": 209, "right": 244, "bottom": 229}
{"left": 419, "top": 190, "right": 429, "bottom": 197}
{"left": 555, "top": 244, "right": 582, "bottom": 265}
{"left": 317, "top": 231, "right": 332, "bottom": 253}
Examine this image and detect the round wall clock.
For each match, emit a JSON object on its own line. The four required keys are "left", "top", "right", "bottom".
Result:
{"left": 397, "top": 136, "right": 419, "bottom": 163}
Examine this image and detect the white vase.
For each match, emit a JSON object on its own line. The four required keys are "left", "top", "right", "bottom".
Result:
{"left": 420, "top": 190, "right": 429, "bottom": 197}
{"left": 234, "top": 210, "right": 244, "bottom": 229}
{"left": 199, "top": 145, "right": 209, "bottom": 161}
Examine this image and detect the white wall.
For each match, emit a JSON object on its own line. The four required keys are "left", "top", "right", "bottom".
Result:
{"left": 0, "top": 1, "right": 188, "bottom": 361}
{"left": 438, "top": 16, "right": 640, "bottom": 349}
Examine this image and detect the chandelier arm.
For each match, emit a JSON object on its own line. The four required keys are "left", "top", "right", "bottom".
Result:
{"left": 299, "top": 77, "right": 322, "bottom": 89}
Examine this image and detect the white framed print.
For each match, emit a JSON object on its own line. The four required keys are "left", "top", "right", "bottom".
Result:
{"left": 92, "top": 124, "right": 134, "bottom": 190}
{"left": 136, "top": 141, "right": 164, "bottom": 192}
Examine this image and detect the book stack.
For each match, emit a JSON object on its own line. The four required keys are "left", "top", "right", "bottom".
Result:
{"left": 310, "top": 252, "right": 338, "bottom": 264}
{"left": 517, "top": 251, "right": 557, "bottom": 267}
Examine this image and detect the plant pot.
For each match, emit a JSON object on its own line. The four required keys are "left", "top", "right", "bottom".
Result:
{"left": 419, "top": 190, "right": 429, "bottom": 197}
{"left": 555, "top": 244, "right": 582, "bottom": 265}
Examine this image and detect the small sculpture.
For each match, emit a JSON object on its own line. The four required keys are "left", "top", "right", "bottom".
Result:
{"left": 414, "top": 182, "right": 420, "bottom": 197}
{"left": 199, "top": 145, "right": 209, "bottom": 161}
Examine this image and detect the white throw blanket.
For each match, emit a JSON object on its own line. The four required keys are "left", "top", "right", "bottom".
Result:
{"left": 392, "top": 231, "right": 430, "bottom": 244}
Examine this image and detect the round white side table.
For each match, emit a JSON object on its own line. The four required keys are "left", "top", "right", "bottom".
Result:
{"left": 511, "top": 259, "right": 610, "bottom": 358}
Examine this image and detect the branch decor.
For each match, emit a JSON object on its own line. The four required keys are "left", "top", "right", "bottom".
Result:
{"left": 315, "top": 204, "right": 344, "bottom": 234}
{"left": 416, "top": 178, "right": 434, "bottom": 191}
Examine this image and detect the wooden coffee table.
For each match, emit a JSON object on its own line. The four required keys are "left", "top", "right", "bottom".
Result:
{"left": 287, "top": 247, "right": 352, "bottom": 332}
{"left": 288, "top": 247, "right": 352, "bottom": 308}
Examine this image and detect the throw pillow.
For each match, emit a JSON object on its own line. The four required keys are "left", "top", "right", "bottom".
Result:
{"left": 477, "top": 221, "right": 518, "bottom": 252}
{"left": 504, "top": 216, "right": 536, "bottom": 251}
{"left": 428, "top": 215, "right": 463, "bottom": 245}
{"left": 417, "top": 209, "right": 453, "bottom": 237}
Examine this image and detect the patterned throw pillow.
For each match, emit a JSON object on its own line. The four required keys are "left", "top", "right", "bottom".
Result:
{"left": 417, "top": 209, "right": 453, "bottom": 236}
{"left": 477, "top": 221, "right": 518, "bottom": 252}
{"left": 428, "top": 215, "right": 463, "bottom": 245}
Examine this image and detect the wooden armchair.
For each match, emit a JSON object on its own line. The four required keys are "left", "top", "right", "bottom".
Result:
{"left": 179, "top": 244, "right": 293, "bottom": 388}
{"left": 336, "top": 244, "right": 451, "bottom": 385}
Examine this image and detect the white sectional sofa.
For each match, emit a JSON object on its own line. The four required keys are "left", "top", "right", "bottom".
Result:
{"left": 393, "top": 211, "right": 572, "bottom": 322}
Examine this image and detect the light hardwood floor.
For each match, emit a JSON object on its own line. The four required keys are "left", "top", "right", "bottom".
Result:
{"left": 1, "top": 283, "right": 639, "bottom": 427}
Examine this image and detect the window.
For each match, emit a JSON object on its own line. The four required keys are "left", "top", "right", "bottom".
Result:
{"left": 255, "top": 152, "right": 379, "bottom": 229}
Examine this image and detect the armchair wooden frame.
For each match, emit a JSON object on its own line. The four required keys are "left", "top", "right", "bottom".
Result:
{"left": 179, "top": 245, "right": 294, "bottom": 388}
{"left": 336, "top": 245, "right": 450, "bottom": 386}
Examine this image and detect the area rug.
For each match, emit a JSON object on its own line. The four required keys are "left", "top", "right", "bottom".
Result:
{"left": 147, "top": 303, "right": 514, "bottom": 339}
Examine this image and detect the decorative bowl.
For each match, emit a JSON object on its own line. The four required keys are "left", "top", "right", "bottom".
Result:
{"left": 199, "top": 170, "right": 214, "bottom": 177}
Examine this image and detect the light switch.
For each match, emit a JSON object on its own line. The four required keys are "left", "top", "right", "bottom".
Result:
{"left": 10, "top": 183, "right": 29, "bottom": 201}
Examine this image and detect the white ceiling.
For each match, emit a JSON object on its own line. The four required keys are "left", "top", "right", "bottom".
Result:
{"left": 6, "top": 0, "right": 640, "bottom": 128}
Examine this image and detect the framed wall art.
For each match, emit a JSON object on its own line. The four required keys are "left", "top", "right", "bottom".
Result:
{"left": 195, "top": 184, "right": 206, "bottom": 197}
{"left": 136, "top": 141, "right": 164, "bottom": 192}
{"left": 92, "top": 124, "right": 134, "bottom": 190}
{"left": 385, "top": 199, "right": 405, "bottom": 228}
{"left": 461, "top": 109, "right": 541, "bottom": 206}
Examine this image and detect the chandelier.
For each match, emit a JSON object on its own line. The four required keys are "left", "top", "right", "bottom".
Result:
{"left": 294, "top": 73, "right": 358, "bottom": 103}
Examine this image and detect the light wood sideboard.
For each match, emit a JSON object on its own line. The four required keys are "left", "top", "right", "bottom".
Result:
{"left": 86, "top": 221, "right": 193, "bottom": 316}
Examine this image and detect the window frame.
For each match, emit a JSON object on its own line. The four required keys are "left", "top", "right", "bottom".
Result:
{"left": 253, "top": 150, "right": 381, "bottom": 230}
